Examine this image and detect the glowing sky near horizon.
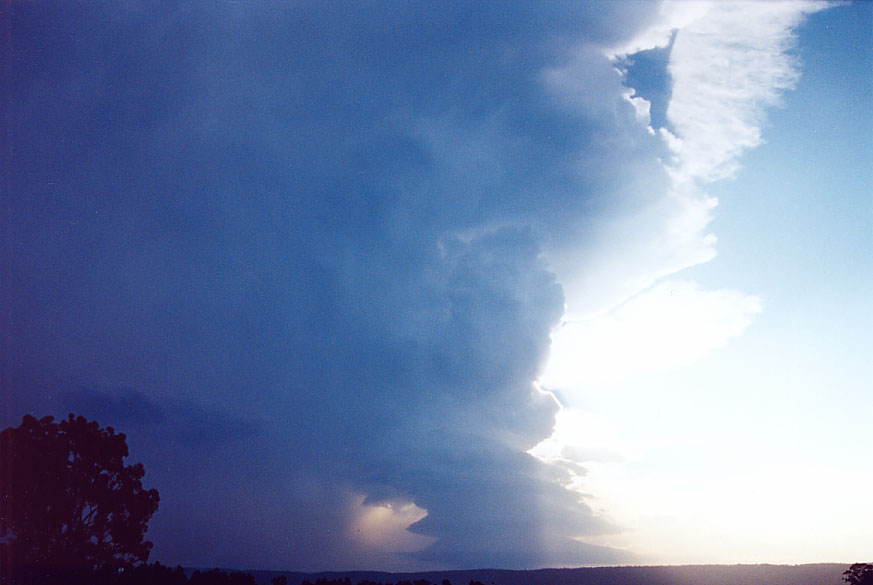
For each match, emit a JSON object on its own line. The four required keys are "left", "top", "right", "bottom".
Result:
{"left": 4, "top": 0, "right": 871, "bottom": 571}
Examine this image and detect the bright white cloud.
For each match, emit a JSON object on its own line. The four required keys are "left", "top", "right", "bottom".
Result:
{"left": 665, "top": 2, "right": 824, "bottom": 185}
{"left": 605, "top": 2, "right": 711, "bottom": 59}
{"left": 542, "top": 280, "right": 761, "bottom": 388}
{"left": 554, "top": 190, "right": 719, "bottom": 318}
{"left": 624, "top": 89, "right": 655, "bottom": 133}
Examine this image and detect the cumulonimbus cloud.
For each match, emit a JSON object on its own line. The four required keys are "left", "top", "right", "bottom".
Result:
{"left": 4, "top": 0, "right": 664, "bottom": 571}
{"left": 4, "top": 0, "right": 826, "bottom": 571}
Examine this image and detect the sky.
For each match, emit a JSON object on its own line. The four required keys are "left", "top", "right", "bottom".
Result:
{"left": 2, "top": 0, "right": 870, "bottom": 572}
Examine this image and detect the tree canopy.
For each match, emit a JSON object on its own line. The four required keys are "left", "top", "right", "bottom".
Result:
{"left": 0, "top": 414, "right": 160, "bottom": 582}
{"left": 844, "top": 564, "right": 873, "bottom": 585}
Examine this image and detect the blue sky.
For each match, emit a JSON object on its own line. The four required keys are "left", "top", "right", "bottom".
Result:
{"left": 3, "top": 0, "right": 870, "bottom": 571}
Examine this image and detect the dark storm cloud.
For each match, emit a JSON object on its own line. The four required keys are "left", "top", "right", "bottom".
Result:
{"left": 62, "top": 386, "right": 257, "bottom": 446}
{"left": 63, "top": 386, "right": 167, "bottom": 427}
{"left": 5, "top": 1, "right": 660, "bottom": 570}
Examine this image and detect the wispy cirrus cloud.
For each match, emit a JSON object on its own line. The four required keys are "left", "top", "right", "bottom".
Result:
{"left": 664, "top": 2, "right": 824, "bottom": 185}
{"left": 547, "top": 0, "right": 825, "bottom": 338}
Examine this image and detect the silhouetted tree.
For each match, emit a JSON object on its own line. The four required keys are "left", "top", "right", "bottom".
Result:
{"left": 844, "top": 564, "right": 873, "bottom": 585}
{"left": 271, "top": 575, "right": 289, "bottom": 585}
{"left": 116, "top": 561, "right": 188, "bottom": 585}
{"left": 0, "top": 414, "right": 160, "bottom": 584}
{"left": 189, "top": 568, "right": 256, "bottom": 585}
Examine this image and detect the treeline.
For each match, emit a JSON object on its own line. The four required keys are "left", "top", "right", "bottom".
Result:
{"left": 302, "top": 579, "right": 480, "bottom": 585}
{"left": 5, "top": 563, "right": 255, "bottom": 585}
{"left": 4, "top": 563, "right": 493, "bottom": 585}
{"left": 298, "top": 576, "right": 476, "bottom": 585}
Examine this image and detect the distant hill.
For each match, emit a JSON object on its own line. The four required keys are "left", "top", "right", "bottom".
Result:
{"left": 246, "top": 564, "right": 848, "bottom": 585}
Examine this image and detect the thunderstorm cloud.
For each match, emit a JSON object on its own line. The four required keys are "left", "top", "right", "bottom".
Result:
{"left": 3, "top": 0, "right": 827, "bottom": 571}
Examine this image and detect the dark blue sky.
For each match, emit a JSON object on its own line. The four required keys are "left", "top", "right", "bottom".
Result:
{"left": 3, "top": 1, "right": 663, "bottom": 571}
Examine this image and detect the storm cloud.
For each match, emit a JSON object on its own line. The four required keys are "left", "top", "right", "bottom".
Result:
{"left": 4, "top": 1, "right": 684, "bottom": 570}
